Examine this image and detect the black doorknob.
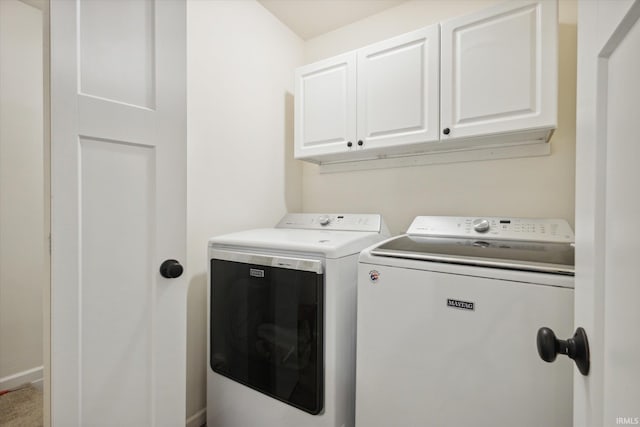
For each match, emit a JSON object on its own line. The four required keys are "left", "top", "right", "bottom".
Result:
{"left": 357, "top": 140, "right": 363, "bottom": 146}
{"left": 537, "top": 327, "right": 590, "bottom": 376}
{"left": 347, "top": 141, "right": 353, "bottom": 147}
{"left": 443, "top": 127, "right": 451, "bottom": 135}
{"left": 160, "top": 259, "right": 183, "bottom": 279}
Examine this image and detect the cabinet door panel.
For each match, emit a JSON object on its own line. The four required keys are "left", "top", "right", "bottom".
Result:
{"left": 441, "top": 0, "right": 557, "bottom": 141}
{"left": 357, "top": 26, "right": 439, "bottom": 152}
{"left": 294, "top": 53, "right": 356, "bottom": 160}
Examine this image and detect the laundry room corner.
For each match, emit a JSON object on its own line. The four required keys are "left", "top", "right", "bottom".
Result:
{"left": 184, "top": 0, "right": 578, "bottom": 424}
{"left": 185, "top": 0, "right": 305, "bottom": 424}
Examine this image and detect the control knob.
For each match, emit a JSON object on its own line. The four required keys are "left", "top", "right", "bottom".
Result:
{"left": 472, "top": 218, "right": 490, "bottom": 233}
{"left": 318, "top": 215, "right": 331, "bottom": 226}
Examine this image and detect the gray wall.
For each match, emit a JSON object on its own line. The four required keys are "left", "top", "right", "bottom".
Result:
{"left": 0, "top": 0, "right": 45, "bottom": 387}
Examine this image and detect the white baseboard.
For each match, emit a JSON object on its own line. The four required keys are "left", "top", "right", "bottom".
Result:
{"left": 0, "top": 366, "right": 43, "bottom": 390}
{"left": 186, "top": 408, "right": 206, "bottom": 427}
{"left": 31, "top": 377, "right": 44, "bottom": 391}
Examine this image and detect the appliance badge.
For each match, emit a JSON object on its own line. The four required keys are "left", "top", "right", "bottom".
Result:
{"left": 249, "top": 268, "right": 265, "bottom": 278}
{"left": 369, "top": 270, "right": 380, "bottom": 283}
{"left": 447, "top": 298, "right": 474, "bottom": 311}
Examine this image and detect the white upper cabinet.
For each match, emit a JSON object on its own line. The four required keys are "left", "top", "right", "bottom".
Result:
{"left": 295, "top": 26, "right": 438, "bottom": 164}
{"left": 294, "top": 53, "right": 357, "bottom": 160}
{"left": 440, "top": 0, "right": 557, "bottom": 142}
{"left": 294, "top": 0, "right": 558, "bottom": 166}
{"left": 356, "top": 26, "right": 440, "bottom": 153}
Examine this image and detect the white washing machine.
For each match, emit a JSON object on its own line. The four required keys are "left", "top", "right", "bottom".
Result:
{"left": 208, "top": 213, "right": 389, "bottom": 427}
{"left": 356, "top": 216, "right": 575, "bottom": 427}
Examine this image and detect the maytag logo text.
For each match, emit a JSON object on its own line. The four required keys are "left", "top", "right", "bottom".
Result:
{"left": 447, "top": 299, "right": 474, "bottom": 311}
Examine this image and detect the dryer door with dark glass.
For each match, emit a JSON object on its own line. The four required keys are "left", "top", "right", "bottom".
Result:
{"left": 210, "top": 252, "right": 324, "bottom": 415}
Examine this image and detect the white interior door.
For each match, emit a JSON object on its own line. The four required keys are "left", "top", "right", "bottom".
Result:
{"left": 50, "top": 1, "right": 186, "bottom": 426}
{"left": 575, "top": 1, "right": 640, "bottom": 426}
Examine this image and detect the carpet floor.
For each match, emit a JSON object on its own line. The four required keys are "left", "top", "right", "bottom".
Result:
{"left": 0, "top": 386, "right": 43, "bottom": 426}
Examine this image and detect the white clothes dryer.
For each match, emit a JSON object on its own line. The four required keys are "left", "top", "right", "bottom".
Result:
{"left": 207, "top": 213, "right": 389, "bottom": 427}
{"left": 356, "top": 216, "right": 575, "bottom": 427}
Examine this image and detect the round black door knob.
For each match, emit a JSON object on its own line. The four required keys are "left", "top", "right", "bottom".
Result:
{"left": 160, "top": 259, "right": 183, "bottom": 279}
{"left": 347, "top": 141, "right": 353, "bottom": 147}
{"left": 537, "top": 326, "right": 590, "bottom": 376}
{"left": 357, "top": 140, "right": 363, "bottom": 146}
{"left": 443, "top": 128, "right": 451, "bottom": 135}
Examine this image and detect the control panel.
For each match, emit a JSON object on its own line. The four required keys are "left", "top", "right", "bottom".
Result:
{"left": 407, "top": 216, "right": 574, "bottom": 243}
{"left": 276, "top": 213, "right": 383, "bottom": 232}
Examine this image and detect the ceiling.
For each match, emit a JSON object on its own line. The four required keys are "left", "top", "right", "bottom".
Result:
{"left": 257, "top": 0, "right": 407, "bottom": 40}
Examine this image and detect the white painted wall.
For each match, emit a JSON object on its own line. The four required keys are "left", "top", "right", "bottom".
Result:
{"left": 0, "top": 0, "right": 45, "bottom": 385}
{"left": 186, "top": 0, "right": 304, "bottom": 422}
{"left": 302, "top": 0, "right": 578, "bottom": 235}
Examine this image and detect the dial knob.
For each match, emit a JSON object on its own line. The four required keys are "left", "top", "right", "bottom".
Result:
{"left": 318, "top": 215, "right": 331, "bottom": 226}
{"left": 472, "top": 218, "right": 490, "bottom": 233}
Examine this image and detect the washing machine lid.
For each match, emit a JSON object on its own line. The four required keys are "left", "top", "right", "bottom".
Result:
{"left": 370, "top": 235, "right": 574, "bottom": 275}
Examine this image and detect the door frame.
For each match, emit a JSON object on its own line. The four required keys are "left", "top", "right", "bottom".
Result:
{"left": 43, "top": 0, "right": 51, "bottom": 424}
